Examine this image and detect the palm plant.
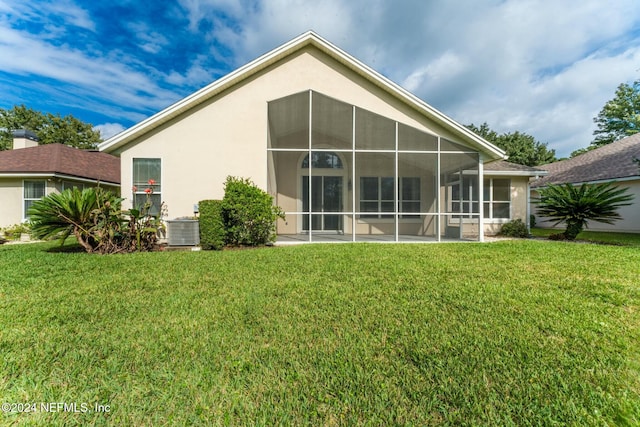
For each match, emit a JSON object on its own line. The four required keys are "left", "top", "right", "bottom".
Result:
{"left": 28, "top": 187, "right": 122, "bottom": 252}
{"left": 534, "top": 182, "right": 633, "bottom": 240}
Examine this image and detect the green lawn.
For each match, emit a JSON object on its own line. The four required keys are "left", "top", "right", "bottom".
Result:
{"left": 1, "top": 241, "right": 639, "bottom": 426}
{"left": 531, "top": 227, "right": 640, "bottom": 247}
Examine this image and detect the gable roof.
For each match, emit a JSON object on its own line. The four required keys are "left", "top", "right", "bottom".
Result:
{"left": 99, "top": 31, "right": 506, "bottom": 160}
{"left": 531, "top": 133, "right": 640, "bottom": 188}
{"left": 484, "top": 160, "right": 547, "bottom": 177}
{"left": 0, "top": 143, "right": 120, "bottom": 184}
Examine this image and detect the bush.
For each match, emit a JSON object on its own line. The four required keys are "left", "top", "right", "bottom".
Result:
{"left": 222, "top": 176, "right": 285, "bottom": 246}
{"left": 1, "top": 223, "right": 30, "bottom": 240}
{"left": 199, "top": 200, "right": 225, "bottom": 250}
{"left": 530, "top": 214, "right": 536, "bottom": 229}
{"left": 499, "top": 219, "right": 529, "bottom": 238}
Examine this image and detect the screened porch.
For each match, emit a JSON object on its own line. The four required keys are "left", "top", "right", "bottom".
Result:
{"left": 267, "top": 90, "right": 483, "bottom": 242}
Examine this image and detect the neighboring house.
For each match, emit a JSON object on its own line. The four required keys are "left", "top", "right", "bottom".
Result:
{"left": 531, "top": 133, "right": 640, "bottom": 233}
{"left": 100, "top": 31, "right": 543, "bottom": 242}
{"left": 0, "top": 130, "right": 120, "bottom": 228}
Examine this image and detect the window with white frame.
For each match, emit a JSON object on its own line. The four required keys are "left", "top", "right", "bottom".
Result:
{"left": 23, "top": 180, "right": 46, "bottom": 219}
{"left": 61, "top": 181, "right": 87, "bottom": 191}
{"left": 360, "top": 177, "right": 394, "bottom": 218}
{"left": 360, "top": 177, "right": 420, "bottom": 219}
{"left": 400, "top": 177, "right": 420, "bottom": 218}
{"left": 132, "top": 158, "right": 161, "bottom": 216}
{"left": 484, "top": 178, "right": 511, "bottom": 219}
{"left": 450, "top": 175, "right": 479, "bottom": 217}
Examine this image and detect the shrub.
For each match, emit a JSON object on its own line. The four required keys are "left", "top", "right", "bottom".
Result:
{"left": 1, "top": 223, "right": 30, "bottom": 240}
{"left": 499, "top": 219, "right": 529, "bottom": 238}
{"left": 529, "top": 214, "right": 536, "bottom": 229}
{"left": 221, "top": 176, "right": 285, "bottom": 246}
{"left": 199, "top": 200, "right": 225, "bottom": 250}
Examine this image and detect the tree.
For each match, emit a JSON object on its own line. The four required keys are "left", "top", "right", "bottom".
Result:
{"left": 466, "top": 122, "right": 556, "bottom": 166}
{"left": 592, "top": 80, "right": 640, "bottom": 148}
{"left": 534, "top": 182, "right": 633, "bottom": 240}
{"left": 0, "top": 105, "right": 102, "bottom": 151}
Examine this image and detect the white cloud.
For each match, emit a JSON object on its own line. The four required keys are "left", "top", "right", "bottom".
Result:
{"left": 3, "top": 0, "right": 640, "bottom": 157}
{"left": 0, "top": 22, "right": 181, "bottom": 120}
{"left": 95, "top": 122, "right": 126, "bottom": 139}
{"left": 189, "top": 0, "right": 640, "bottom": 155}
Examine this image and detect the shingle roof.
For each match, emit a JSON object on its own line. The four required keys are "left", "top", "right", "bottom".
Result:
{"left": 0, "top": 143, "right": 120, "bottom": 184}
{"left": 531, "top": 133, "right": 640, "bottom": 188}
{"left": 484, "top": 160, "right": 547, "bottom": 176}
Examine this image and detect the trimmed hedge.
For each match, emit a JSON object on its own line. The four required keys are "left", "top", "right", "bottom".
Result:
{"left": 198, "top": 199, "right": 225, "bottom": 250}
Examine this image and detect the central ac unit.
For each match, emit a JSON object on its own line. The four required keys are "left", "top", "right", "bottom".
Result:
{"left": 167, "top": 219, "right": 200, "bottom": 246}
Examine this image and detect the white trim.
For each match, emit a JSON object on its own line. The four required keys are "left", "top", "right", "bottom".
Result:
{"left": 532, "top": 175, "right": 640, "bottom": 189}
{"left": 0, "top": 173, "right": 119, "bottom": 186}
{"left": 484, "top": 170, "right": 546, "bottom": 177}
{"left": 478, "top": 161, "right": 484, "bottom": 242}
{"left": 526, "top": 180, "right": 531, "bottom": 232}
{"left": 99, "top": 31, "right": 506, "bottom": 160}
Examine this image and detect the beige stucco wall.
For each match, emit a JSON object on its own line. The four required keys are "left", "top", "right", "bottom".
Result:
{"left": 112, "top": 46, "right": 490, "bottom": 220}
{"left": 0, "top": 178, "right": 55, "bottom": 229}
{"left": 531, "top": 180, "right": 640, "bottom": 233}
{"left": 0, "top": 179, "right": 23, "bottom": 228}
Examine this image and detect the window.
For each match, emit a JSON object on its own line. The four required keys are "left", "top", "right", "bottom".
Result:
{"left": 450, "top": 176, "right": 479, "bottom": 217}
{"left": 400, "top": 177, "right": 420, "bottom": 218}
{"left": 301, "top": 152, "right": 343, "bottom": 169}
{"left": 360, "top": 177, "right": 420, "bottom": 219}
{"left": 62, "top": 181, "right": 87, "bottom": 191}
{"left": 360, "top": 177, "right": 394, "bottom": 218}
{"left": 23, "top": 180, "right": 45, "bottom": 219}
{"left": 484, "top": 178, "right": 511, "bottom": 219}
{"left": 133, "top": 158, "right": 161, "bottom": 216}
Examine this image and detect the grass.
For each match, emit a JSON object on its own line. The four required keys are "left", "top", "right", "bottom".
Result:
{"left": 531, "top": 227, "right": 640, "bottom": 247}
{"left": 0, "top": 240, "right": 639, "bottom": 426}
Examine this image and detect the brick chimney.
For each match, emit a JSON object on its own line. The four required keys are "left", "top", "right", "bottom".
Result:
{"left": 11, "top": 129, "right": 39, "bottom": 149}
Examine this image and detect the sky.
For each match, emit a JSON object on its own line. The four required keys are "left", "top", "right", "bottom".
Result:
{"left": 1, "top": 1, "right": 640, "bottom": 157}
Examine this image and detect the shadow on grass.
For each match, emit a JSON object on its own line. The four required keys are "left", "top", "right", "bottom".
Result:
{"left": 46, "top": 243, "right": 86, "bottom": 253}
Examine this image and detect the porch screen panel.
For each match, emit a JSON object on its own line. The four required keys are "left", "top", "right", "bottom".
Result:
{"left": 355, "top": 108, "right": 395, "bottom": 150}
{"left": 441, "top": 152, "right": 480, "bottom": 215}
{"left": 355, "top": 152, "right": 395, "bottom": 241}
{"left": 398, "top": 153, "right": 437, "bottom": 214}
{"left": 440, "top": 151, "right": 480, "bottom": 240}
{"left": 398, "top": 123, "right": 438, "bottom": 151}
{"left": 441, "top": 138, "right": 474, "bottom": 153}
{"left": 268, "top": 91, "right": 309, "bottom": 149}
{"left": 312, "top": 93, "right": 352, "bottom": 150}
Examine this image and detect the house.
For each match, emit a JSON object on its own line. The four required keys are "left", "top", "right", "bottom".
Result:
{"left": 0, "top": 130, "right": 120, "bottom": 228}
{"left": 100, "top": 31, "right": 544, "bottom": 242}
{"left": 531, "top": 133, "right": 640, "bottom": 233}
